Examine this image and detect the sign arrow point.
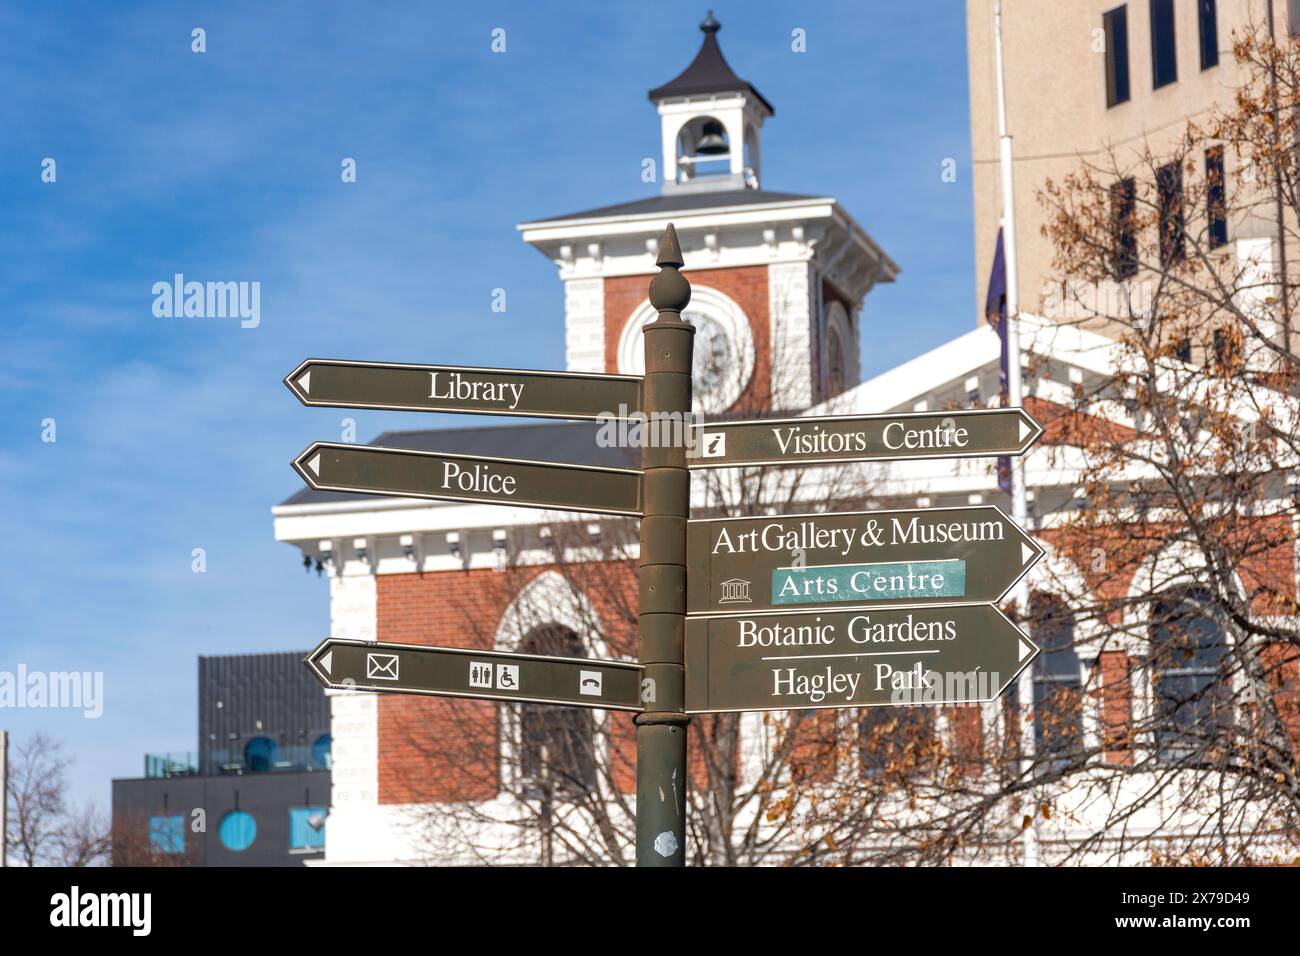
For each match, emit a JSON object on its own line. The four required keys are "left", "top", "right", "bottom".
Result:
{"left": 298, "top": 370, "right": 311, "bottom": 394}
{"left": 1021, "top": 542, "right": 1036, "bottom": 566}
{"left": 319, "top": 649, "right": 332, "bottom": 675}
{"left": 1019, "top": 637, "right": 1034, "bottom": 662}
{"left": 306, "top": 453, "right": 321, "bottom": 477}
{"left": 1018, "top": 417, "right": 1031, "bottom": 442}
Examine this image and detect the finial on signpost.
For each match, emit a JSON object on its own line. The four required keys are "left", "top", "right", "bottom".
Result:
{"left": 649, "top": 223, "right": 691, "bottom": 318}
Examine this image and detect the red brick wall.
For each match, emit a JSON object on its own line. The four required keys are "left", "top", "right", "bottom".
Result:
{"left": 1261, "top": 643, "right": 1300, "bottom": 752}
{"left": 603, "top": 265, "right": 773, "bottom": 413}
{"left": 946, "top": 706, "right": 983, "bottom": 773}
{"left": 376, "top": 568, "right": 510, "bottom": 804}
{"left": 376, "top": 563, "right": 639, "bottom": 805}
{"left": 787, "top": 710, "right": 838, "bottom": 784}
{"left": 1097, "top": 651, "right": 1133, "bottom": 765}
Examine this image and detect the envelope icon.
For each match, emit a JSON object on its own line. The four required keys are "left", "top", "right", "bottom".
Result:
{"left": 366, "top": 652, "right": 399, "bottom": 681}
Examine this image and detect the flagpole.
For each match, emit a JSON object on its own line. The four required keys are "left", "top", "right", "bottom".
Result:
{"left": 994, "top": 0, "right": 1039, "bottom": 868}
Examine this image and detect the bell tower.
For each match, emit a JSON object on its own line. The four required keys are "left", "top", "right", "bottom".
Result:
{"left": 519, "top": 13, "right": 899, "bottom": 414}
{"left": 650, "top": 12, "right": 772, "bottom": 194}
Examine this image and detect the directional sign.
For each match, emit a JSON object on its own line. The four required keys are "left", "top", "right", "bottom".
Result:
{"left": 292, "top": 441, "right": 642, "bottom": 516}
{"left": 684, "top": 603, "right": 1038, "bottom": 714}
{"left": 687, "top": 407, "right": 1043, "bottom": 469}
{"left": 304, "top": 638, "right": 644, "bottom": 711}
{"left": 687, "top": 505, "right": 1043, "bottom": 615}
{"left": 285, "top": 359, "right": 643, "bottom": 421}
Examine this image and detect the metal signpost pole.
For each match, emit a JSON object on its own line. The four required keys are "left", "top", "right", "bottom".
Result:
{"left": 635, "top": 224, "right": 693, "bottom": 866}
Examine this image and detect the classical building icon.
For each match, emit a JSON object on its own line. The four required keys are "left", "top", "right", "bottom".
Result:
{"left": 718, "top": 578, "right": 751, "bottom": 604}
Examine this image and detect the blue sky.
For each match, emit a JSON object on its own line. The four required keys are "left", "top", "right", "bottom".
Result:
{"left": 0, "top": 2, "right": 976, "bottom": 813}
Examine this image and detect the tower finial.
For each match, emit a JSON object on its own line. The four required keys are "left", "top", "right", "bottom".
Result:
{"left": 700, "top": 10, "right": 720, "bottom": 34}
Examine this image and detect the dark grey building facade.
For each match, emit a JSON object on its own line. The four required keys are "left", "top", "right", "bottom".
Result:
{"left": 112, "top": 651, "right": 331, "bottom": 866}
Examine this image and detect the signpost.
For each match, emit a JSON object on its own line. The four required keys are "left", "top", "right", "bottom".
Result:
{"left": 291, "top": 441, "right": 642, "bottom": 516}
{"left": 284, "top": 223, "right": 1047, "bottom": 867}
{"left": 686, "top": 505, "right": 1043, "bottom": 614}
{"left": 687, "top": 407, "right": 1042, "bottom": 469}
{"left": 684, "top": 603, "right": 1038, "bottom": 714}
{"left": 285, "top": 359, "right": 642, "bottom": 421}
{"left": 305, "top": 638, "right": 643, "bottom": 711}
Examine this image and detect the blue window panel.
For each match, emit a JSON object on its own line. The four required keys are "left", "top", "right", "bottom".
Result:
{"left": 290, "top": 806, "right": 327, "bottom": 850}
{"left": 311, "top": 733, "right": 332, "bottom": 770}
{"left": 148, "top": 815, "right": 185, "bottom": 854}
{"left": 218, "top": 810, "right": 257, "bottom": 851}
{"left": 244, "top": 736, "right": 276, "bottom": 773}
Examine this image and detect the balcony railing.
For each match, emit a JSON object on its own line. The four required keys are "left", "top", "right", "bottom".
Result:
{"left": 143, "top": 736, "right": 332, "bottom": 778}
{"left": 144, "top": 752, "right": 200, "bottom": 778}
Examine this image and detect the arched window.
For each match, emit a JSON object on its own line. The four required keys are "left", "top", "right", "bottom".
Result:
{"left": 243, "top": 736, "right": 276, "bottom": 773}
{"left": 518, "top": 625, "right": 596, "bottom": 798}
{"left": 1031, "top": 594, "right": 1083, "bottom": 769}
{"left": 676, "top": 115, "right": 730, "bottom": 184}
{"left": 826, "top": 323, "right": 846, "bottom": 397}
{"left": 1150, "top": 588, "right": 1230, "bottom": 763}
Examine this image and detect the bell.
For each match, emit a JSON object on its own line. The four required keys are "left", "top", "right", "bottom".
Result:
{"left": 695, "top": 120, "right": 728, "bottom": 156}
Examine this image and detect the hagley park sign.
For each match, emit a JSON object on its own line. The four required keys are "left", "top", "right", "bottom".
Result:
{"left": 285, "top": 224, "right": 1043, "bottom": 867}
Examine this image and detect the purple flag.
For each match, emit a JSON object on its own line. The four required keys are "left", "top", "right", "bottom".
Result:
{"left": 984, "top": 228, "right": 1013, "bottom": 495}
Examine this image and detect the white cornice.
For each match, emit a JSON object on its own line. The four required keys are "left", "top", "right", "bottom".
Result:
{"left": 520, "top": 198, "right": 899, "bottom": 288}
{"left": 518, "top": 197, "right": 839, "bottom": 240}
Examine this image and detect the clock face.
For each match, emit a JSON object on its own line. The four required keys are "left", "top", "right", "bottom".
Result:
{"left": 685, "top": 310, "right": 734, "bottom": 405}
{"left": 617, "top": 290, "right": 754, "bottom": 415}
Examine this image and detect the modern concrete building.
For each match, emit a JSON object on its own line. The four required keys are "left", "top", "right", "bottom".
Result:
{"left": 966, "top": 0, "right": 1296, "bottom": 341}
{"left": 111, "top": 652, "right": 331, "bottom": 866}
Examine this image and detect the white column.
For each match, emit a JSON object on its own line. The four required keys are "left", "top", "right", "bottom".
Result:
{"left": 564, "top": 278, "right": 606, "bottom": 372}
{"left": 768, "top": 261, "right": 813, "bottom": 409}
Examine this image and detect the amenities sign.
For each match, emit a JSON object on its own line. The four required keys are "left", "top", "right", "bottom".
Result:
{"left": 285, "top": 359, "right": 642, "bottom": 421}
{"left": 305, "top": 638, "right": 643, "bottom": 711}
{"left": 687, "top": 505, "right": 1043, "bottom": 614}
{"left": 684, "top": 604, "right": 1038, "bottom": 714}
{"left": 292, "top": 441, "right": 642, "bottom": 516}
{"left": 688, "top": 407, "right": 1042, "bottom": 469}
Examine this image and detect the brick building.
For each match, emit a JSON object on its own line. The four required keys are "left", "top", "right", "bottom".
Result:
{"left": 273, "top": 15, "right": 898, "bottom": 864}
{"left": 112, "top": 652, "right": 331, "bottom": 866}
{"left": 273, "top": 12, "right": 1300, "bottom": 864}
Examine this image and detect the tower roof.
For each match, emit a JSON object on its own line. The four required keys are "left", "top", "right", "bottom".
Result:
{"left": 647, "top": 12, "right": 773, "bottom": 114}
